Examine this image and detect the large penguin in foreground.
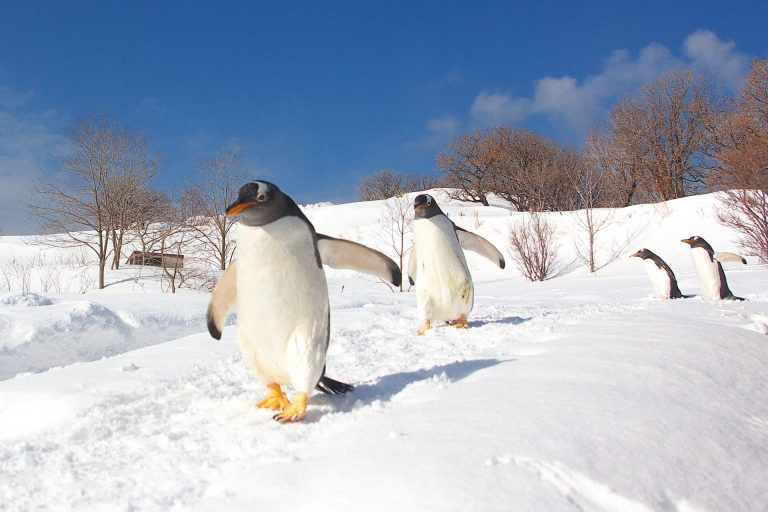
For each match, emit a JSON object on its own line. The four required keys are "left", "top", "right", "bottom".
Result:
{"left": 408, "top": 194, "right": 505, "bottom": 335}
{"left": 681, "top": 236, "right": 744, "bottom": 301}
{"left": 630, "top": 248, "right": 685, "bottom": 299}
{"left": 206, "top": 181, "right": 402, "bottom": 422}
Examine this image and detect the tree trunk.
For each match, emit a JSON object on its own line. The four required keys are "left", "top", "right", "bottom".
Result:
{"left": 98, "top": 259, "right": 106, "bottom": 289}
{"left": 111, "top": 229, "right": 122, "bottom": 270}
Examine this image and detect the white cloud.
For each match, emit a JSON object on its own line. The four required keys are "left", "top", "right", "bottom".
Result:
{"left": 0, "top": 87, "right": 64, "bottom": 235}
{"left": 403, "top": 114, "right": 462, "bottom": 152}
{"left": 470, "top": 91, "right": 529, "bottom": 127}
{"left": 427, "top": 114, "right": 460, "bottom": 137}
{"left": 683, "top": 29, "right": 750, "bottom": 90}
{"left": 468, "top": 29, "right": 750, "bottom": 137}
{"left": 0, "top": 85, "right": 35, "bottom": 110}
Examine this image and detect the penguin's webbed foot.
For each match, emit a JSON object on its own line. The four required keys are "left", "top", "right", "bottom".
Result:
{"left": 256, "top": 383, "right": 291, "bottom": 411}
{"left": 449, "top": 315, "right": 468, "bottom": 329}
{"left": 417, "top": 320, "right": 432, "bottom": 335}
{"left": 273, "top": 392, "right": 308, "bottom": 423}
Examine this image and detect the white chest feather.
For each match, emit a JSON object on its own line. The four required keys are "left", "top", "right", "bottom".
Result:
{"left": 235, "top": 217, "right": 328, "bottom": 390}
{"left": 642, "top": 259, "right": 672, "bottom": 298}
{"left": 690, "top": 247, "right": 721, "bottom": 300}
{"left": 413, "top": 216, "right": 473, "bottom": 320}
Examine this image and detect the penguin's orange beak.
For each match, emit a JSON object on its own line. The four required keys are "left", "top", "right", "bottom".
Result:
{"left": 225, "top": 201, "right": 256, "bottom": 216}
{"left": 681, "top": 238, "right": 692, "bottom": 245}
{"left": 414, "top": 204, "right": 426, "bottom": 211}
{"left": 630, "top": 251, "right": 642, "bottom": 258}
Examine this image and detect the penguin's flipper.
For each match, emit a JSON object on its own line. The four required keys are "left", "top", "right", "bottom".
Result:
{"left": 206, "top": 260, "right": 237, "bottom": 340}
{"left": 407, "top": 247, "right": 417, "bottom": 285}
{"left": 455, "top": 226, "right": 506, "bottom": 269}
{"left": 652, "top": 258, "right": 683, "bottom": 299}
{"left": 715, "top": 252, "right": 747, "bottom": 265}
{"left": 316, "top": 234, "right": 402, "bottom": 286}
{"left": 716, "top": 262, "right": 745, "bottom": 301}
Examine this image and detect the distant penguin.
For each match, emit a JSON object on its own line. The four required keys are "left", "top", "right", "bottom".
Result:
{"left": 681, "top": 236, "right": 745, "bottom": 301}
{"left": 630, "top": 248, "right": 684, "bottom": 299}
{"left": 714, "top": 252, "right": 747, "bottom": 265}
{"left": 206, "top": 180, "right": 402, "bottom": 422}
{"left": 408, "top": 194, "right": 505, "bottom": 335}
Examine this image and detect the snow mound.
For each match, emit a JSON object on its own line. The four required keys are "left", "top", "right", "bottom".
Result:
{"left": 302, "top": 201, "right": 334, "bottom": 208}
{"left": 0, "top": 292, "right": 54, "bottom": 307}
{"left": 0, "top": 295, "right": 207, "bottom": 380}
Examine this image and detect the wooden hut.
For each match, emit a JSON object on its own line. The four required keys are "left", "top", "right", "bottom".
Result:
{"left": 126, "top": 251, "right": 184, "bottom": 269}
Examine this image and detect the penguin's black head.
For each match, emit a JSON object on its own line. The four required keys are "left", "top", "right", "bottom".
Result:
{"left": 413, "top": 194, "right": 444, "bottom": 219}
{"left": 630, "top": 248, "right": 652, "bottom": 259}
{"left": 225, "top": 180, "right": 296, "bottom": 226}
{"left": 681, "top": 235, "right": 712, "bottom": 251}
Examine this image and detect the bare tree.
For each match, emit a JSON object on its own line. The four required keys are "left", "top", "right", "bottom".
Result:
{"left": 717, "top": 190, "right": 768, "bottom": 261}
{"left": 571, "top": 165, "right": 613, "bottom": 272}
{"left": 711, "top": 58, "right": 768, "bottom": 261}
{"left": 379, "top": 194, "right": 412, "bottom": 291}
{"left": 186, "top": 146, "right": 244, "bottom": 270}
{"left": 490, "top": 127, "right": 581, "bottom": 212}
{"left": 606, "top": 70, "right": 714, "bottom": 201}
{"left": 132, "top": 188, "right": 172, "bottom": 255}
{"left": 584, "top": 128, "right": 648, "bottom": 207}
{"left": 437, "top": 131, "right": 495, "bottom": 206}
{"left": 573, "top": 139, "right": 639, "bottom": 272}
{"left": 439, "top": 126, "right": 581, "bottom": 212}
{"left": 26, "top": 115, "right": 159, "bottom": 289}
{"left": 106, "top": 133, "right": 160, "bottom": 270}
{"left": 155, "top": 196, "right": 198, "bottom": 293}
{"left": 358, "top": 169, "right": 440, "bottom": 201}
{"left": 404, "top": 173, "right": 441, "bottom": 193}
{"left": 508, "top": 212, "right": 560, "bottom": 281}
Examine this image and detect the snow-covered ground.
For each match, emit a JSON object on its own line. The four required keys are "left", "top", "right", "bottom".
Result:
{"left": 1, "top": 191, "right": 767, "bottom": 511}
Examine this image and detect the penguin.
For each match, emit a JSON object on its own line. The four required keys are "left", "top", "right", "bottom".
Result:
{"left": 714, "top": 252, "right": 747, "bottom": 265}
{"left": 206, "top": 180, "right": 402, "bottom": 422}
{"left": 681, "top": 236, "right": 744, "bottom": 301}
{"left": 630, "top": 248, "right": 684, "bottom": 299}
{"left": 408, "top": 194, "right": 505, "bottom": 335}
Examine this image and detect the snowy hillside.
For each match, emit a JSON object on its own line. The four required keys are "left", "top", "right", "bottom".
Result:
{"left": 1, "top": 191, "right": 767, "bottom": 511}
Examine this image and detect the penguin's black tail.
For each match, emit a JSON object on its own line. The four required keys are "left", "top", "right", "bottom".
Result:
{"left": 724, "top": 294, "right": 746, "bottom": 301}
{"left": 315, "top": 376, "right": 355, "bottom": 394}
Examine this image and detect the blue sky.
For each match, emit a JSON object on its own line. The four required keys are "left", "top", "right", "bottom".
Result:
{"left": 1, "top": 0, "right": 766, "bottom": 233}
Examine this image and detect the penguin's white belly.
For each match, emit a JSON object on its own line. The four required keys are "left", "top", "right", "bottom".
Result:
{"left": 235, "top": 218, "right": 328, "bottom": 391}
{"left": 413, "top": 217, "right": 473, "bottom": 321}
{"left": 643, "top": 259, "right": 671, "bottom": 298}
{"left": 690, "top": 248, "right": 721, "bottom": 299}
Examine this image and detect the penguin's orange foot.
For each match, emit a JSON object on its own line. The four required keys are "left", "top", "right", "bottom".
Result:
{"left": 273, "top": 392, "right": 308, "bottom": 423}
{"left": 449, "top": 315, "right": 468, "bottom": 329}
{"left": 417, "top": 320, "right": 432, "bottom": 335}
{"left": 256, "top": 383, "right": 291, "bottom": 411}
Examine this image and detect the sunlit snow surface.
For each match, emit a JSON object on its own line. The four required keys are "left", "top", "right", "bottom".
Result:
{"left": 1, "top": 191, "right": 767, "bottom": 511}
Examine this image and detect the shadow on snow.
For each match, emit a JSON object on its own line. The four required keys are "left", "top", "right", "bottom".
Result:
{"left": 468, "top": 316, "right": 531, "bottom": 328}
{"left": 309, "top": 358, "right": 511, "bottom": 420}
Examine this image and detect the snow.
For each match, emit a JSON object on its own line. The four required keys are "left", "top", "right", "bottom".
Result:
{"left": 1, "top": 191, "right": 767, "bottom": 511}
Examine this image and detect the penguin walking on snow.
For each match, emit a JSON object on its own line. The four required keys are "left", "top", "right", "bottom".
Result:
{"left": 408, "top": 194, "right": 505, "bottom": 335}
{"left": 681, "top": 236, "right": 745, "bottom": 301}
{"left": 630, "top": 248, "right": 685, "bottom": 299}
{"left": 206, "top": 180, "right": 402, "bottom": 422}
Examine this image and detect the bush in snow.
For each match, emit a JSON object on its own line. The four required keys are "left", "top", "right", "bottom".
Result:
{"left": 508, "top": 212, "right": 560, "bottom": 281}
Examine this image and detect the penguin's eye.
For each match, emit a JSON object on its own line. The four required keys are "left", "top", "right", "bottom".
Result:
{"left": 256, "top": 192, "right": 268, "bottom": 203}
